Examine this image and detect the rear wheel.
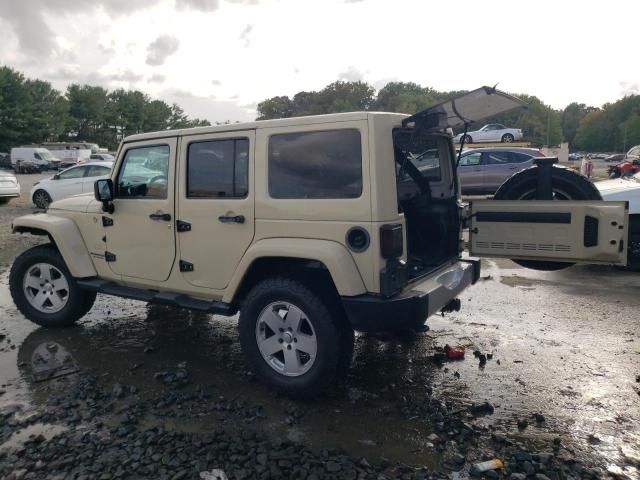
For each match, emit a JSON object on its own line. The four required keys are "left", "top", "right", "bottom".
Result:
{"left": 501, "top": 133, "right": 515, "bottom": 143}
{"left": 494, "top": 165, "right": 602, "bottom": 271}
{"left": 33, "top": 189, "right": 52, "bottom": 209}
{"left": 239, "top": 277, "right": 353, "bottom": 398}
{"left": 9, "top": 245, "right": 96, "bottom": 327}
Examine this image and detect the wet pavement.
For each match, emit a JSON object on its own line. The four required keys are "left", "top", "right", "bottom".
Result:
{"left": 0, "top": 174, "right": 639, "bottom": 479}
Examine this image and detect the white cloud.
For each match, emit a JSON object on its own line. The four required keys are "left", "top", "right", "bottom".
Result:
{"left": 338, "top": 66, "right": 364, "bottom": 82}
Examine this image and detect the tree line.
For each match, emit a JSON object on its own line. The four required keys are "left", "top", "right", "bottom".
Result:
{"left": 0, "top": 66, "right": 210, "bottom": 152}
{"left": 2, "top": 64, "right": 639, "bottom": 153}
{"left": 258, "top": 81, "right": 640, "bottom": 152}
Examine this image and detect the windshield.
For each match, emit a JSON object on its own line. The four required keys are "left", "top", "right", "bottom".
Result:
{"left": 39, "top": 150, "right": 56, "bottom": 160}
{"left": 394, "top": 129, "right": 449, "bottom": 183}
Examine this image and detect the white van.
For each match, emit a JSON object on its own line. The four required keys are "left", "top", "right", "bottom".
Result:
{"left": 10, "top": 148, "right": 59, "bottom": 170}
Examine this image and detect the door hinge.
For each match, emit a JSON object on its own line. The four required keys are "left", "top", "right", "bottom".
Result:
{"left": 105, "top": 251, "right": 116, "bottom": 262}
{"left": 179, "top": 260, "right": 194, "bottom": 272}
{"left": 176, "top": 220, "right": 192, "bottom": 232}
{"left": 102, "top": 216, "right": 114, "bottom": 227}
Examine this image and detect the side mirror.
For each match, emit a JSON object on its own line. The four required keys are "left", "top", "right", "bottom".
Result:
{"left": 94, "top": 178, "right": 114, "bottom": 213}
{"left": 53, "top": 174, "right": 60, "bottom": 180}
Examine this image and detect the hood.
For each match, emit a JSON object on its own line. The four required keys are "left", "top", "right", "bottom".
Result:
{"left": 595, "top": 178, "right": 640, "bottom": 215}
{"left": 595, "top": 177, "right": 640, "bottom": 195}
{"left": 47, "top": 192, "right": 96, "bottom": 213}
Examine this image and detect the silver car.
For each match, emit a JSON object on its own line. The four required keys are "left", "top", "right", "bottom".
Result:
{"left": 457, "top": 147, "right": 544, "bottom": 194}
{"left": 454, "top": 123, "right": 523, "bottom": 144}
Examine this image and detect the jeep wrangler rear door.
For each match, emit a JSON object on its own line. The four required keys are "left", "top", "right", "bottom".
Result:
{"left": 469, "top": 200, "right": 628, "bottom": 265}
{"left": 176, "top": 130, "right": 255, "bottom": 290}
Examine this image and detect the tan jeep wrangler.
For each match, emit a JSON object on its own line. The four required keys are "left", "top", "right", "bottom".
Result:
{"left": 9, "top": 88, "right": 629, "bottom": 396}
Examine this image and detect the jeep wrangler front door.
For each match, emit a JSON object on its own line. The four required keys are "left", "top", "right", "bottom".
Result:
{"left": 104, "top": 139, "right": 177, "bottom": 281}
{"left": 469, "top": 200, "right": 628, "bottom": 265}
{"left": 176, "top": 131, "right": 255, "bottom": 290}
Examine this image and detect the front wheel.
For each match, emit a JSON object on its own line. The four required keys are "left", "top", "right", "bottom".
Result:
{"left": 33, "top": 189, "right": 52, "bottom": 209}
{"left": 239, "top": 277, "right": 353, "bottom": 398}
{"left": 9, "top": 245, "right": 96, "bottom": 327}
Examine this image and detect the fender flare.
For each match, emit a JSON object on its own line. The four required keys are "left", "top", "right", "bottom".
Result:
{"left": 12, "top": 214, "right": 97, "bottom": 278}
{"left": 223, "top": 238, "right": 367, "bottom": 302}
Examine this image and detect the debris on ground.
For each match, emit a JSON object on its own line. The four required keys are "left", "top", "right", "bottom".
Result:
{"left": 444, "top": 344, "right": 465, "bottom": 360}
{"left": 470, "top": 458, "right": 504, "bottom": 476}
{"left": 470, "top": 401, "right": 495, "bottom": 415}
{"left": 200, "top": 469, "right": 228, "bottom": 480}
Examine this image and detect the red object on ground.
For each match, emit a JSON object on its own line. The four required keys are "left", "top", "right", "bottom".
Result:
{"left": 444, "top": 344, "right": 465, "bottom": 360}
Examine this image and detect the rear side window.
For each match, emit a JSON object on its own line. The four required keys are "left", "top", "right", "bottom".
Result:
{"left": 268, "top": 129, "right": 362, "bottom": 199}
{"left": 511, "top": 152, "right": 533, "bottom": 163}
{"left": 187, "top": 138, "right": 249, "bottom": 198}
{"left": 484, "top": 151, "right": 512, "bottom": 164}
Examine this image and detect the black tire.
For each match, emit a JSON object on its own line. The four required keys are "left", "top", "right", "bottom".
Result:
{"left": 9, "top": 244, "right": 96, "bottom": 328}
{"left": 33, "top": 189, "right": 52, "bottom": 209}
{"left": 464, "top": 135, "right": 473, "bottom": 144}
{"left": 0, "top": 198, "right": 10, "bottom": 205}
{"left": 239, "top": 277, "right": 352, "bottom": 398}
{"left": 494, "top": 165, "right": 602, "bottom": 271}
{"left": 501, "top": 133, "right": 514, "bottom": 143}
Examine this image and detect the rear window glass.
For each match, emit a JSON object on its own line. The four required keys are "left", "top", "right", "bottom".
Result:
{"left": 268, "top": 129, "right": 362, "bottom": 199}
{"left": 394, "top": 130, "right": 445, "bottom": 182}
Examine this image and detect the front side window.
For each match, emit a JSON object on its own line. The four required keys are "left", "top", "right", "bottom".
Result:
{"left": 269, "top": 129, "right": 362, "bottom": 199}
{"left": 58, "top": 166, "right": 87, "bottom": 179}
{"left": 187, "top": 138, "right": 249, "bottom": 198}
{"left": 86, "top": 165, "right": 112, "bottom": 177}
{"left": 116, "top": 145, "right": 169, "bottom": 198}
{"left": 459, "top": 152, "right": 481, "bottom": 166}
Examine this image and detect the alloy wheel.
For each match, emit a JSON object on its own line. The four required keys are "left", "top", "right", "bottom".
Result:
{"left": 255, "top": 301, "right": 317, "bottom": 377}
{"left": 22, "top": 263, "right": 69, "bottom": 313}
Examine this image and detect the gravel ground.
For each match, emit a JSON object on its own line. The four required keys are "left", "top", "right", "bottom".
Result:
{"left": 0, "top": 172, "right": 638, "bottom": 480}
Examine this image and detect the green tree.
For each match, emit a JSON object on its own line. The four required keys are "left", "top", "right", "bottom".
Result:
{"left": 143, "top": 99, "right": 172, "bottom": 132}
{"left": 561, "top": 103, "right": 592, "bottom": 147}
{"left": 66, "top": 84, "right": 108, "bottom": 140}
{"left": 256, "top": 96, "right": 293, "bottom": 120}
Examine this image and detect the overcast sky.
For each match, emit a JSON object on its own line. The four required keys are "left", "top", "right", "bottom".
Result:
{"left": 0, "top": 0, "right": 638, "bottom": 123}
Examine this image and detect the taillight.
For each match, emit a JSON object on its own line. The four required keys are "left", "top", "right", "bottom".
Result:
{"left": 380, "top": 224, "right": 403, "bottom": 258}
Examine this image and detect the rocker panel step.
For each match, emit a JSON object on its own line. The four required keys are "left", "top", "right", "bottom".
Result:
{"left": 77, "top": 278, "right": 237, "bottom": 316}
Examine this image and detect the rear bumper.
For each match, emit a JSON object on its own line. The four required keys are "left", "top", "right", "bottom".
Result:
{"left": 342, "top": 258, "right": 480, "bottom": 332}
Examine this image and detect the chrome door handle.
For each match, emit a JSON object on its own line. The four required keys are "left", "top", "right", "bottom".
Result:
{"left": 149, "top": 212, "right": 171, "bottom": 221}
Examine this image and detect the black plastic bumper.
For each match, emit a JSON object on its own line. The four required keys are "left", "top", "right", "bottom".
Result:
{"left": 342, "top": 258, "right": 480, "bottom": 332}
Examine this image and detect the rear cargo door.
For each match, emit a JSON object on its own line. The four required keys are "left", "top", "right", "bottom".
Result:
{"left": 469, "top": 200, "right": 628, "bottom": 265}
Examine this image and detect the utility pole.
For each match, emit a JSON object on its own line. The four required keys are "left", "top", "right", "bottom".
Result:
{"left": 546, "top": 107, "right": 551, "bottom": 147}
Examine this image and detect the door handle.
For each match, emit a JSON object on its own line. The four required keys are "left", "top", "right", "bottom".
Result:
{"left": 149, "top": 212, "right": 171, "bottom": 221}
{"left": 218, "top": 214, "right": 245, "bottom": 224}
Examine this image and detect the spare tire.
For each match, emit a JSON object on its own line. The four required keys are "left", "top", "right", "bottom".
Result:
{"left": 493, "top": 165, "right": 602, "bottom": 271}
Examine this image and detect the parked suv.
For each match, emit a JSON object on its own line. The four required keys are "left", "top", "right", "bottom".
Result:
{"left": 8, "top": 88, "right": 629, "bottom": 396}
{"left": 458, "top": 147, "right": 545, "bottom": 194}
